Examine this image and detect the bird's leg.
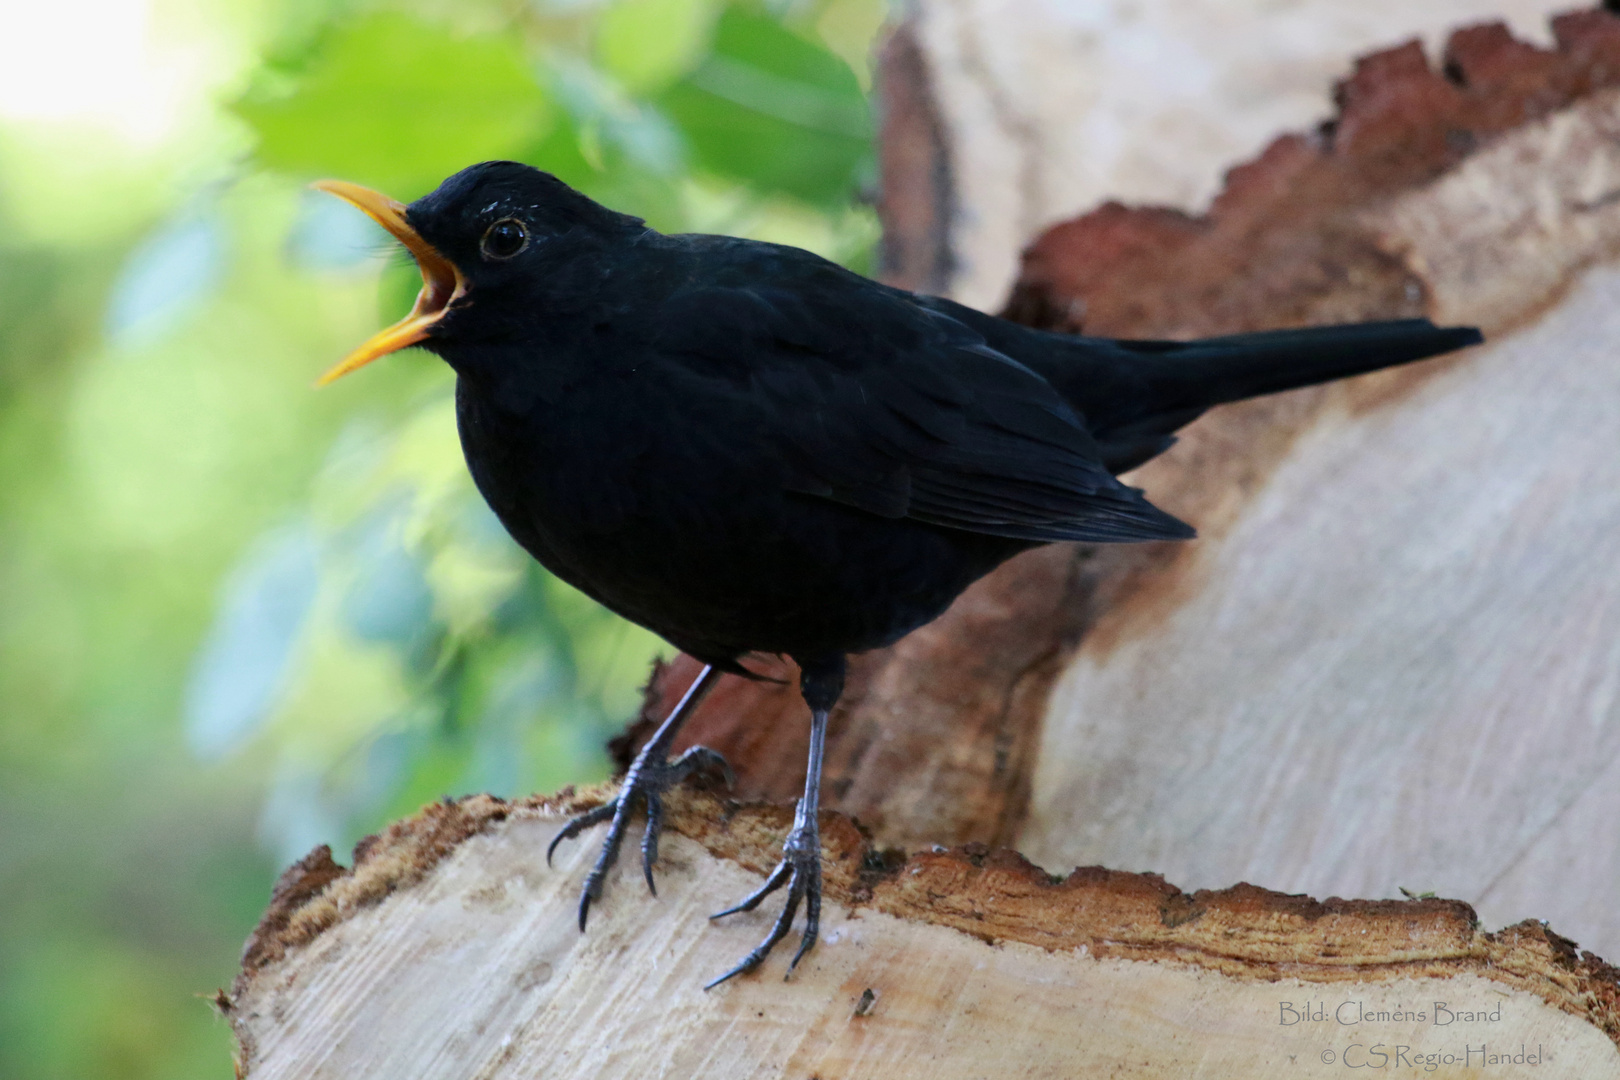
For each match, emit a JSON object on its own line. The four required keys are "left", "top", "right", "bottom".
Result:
{"left": 547, "top": 664, "right": 728, "bottom": 930}
{"left": 705, "top": 656, "right": 844, "bottom": 989}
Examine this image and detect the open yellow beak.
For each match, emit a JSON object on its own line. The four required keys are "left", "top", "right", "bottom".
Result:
{"left": 311, "top": 180, "right": 465, "bottom": 385}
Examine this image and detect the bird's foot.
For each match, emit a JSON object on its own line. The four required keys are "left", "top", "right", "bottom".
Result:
{"left": 704, "top": 809, "right": 822, "bottom": 989}
{"left": 546, "top": 742, "right": 733, "bottom": 931}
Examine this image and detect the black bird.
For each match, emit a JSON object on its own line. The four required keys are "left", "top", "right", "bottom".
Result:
{"left": 314, "top": 161, "right": 1482, "bottom": 987}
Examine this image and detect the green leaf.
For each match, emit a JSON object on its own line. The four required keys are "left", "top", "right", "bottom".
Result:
{"left": 234, "top": 14, "right": 554, "bottom": 201}
{"left": 660, "top": 6, "right": 871, "bottom": 207}
{"left": 596, "top": 0, "right": 720, "bottom": 94}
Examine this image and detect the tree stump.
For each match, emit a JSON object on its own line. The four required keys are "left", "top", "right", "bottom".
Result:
{"left": 227, "top": 6, "right": 1620, "bottom": 1075}
{"left": 226, "top": 792, "right": 1620, "bottom": 1078}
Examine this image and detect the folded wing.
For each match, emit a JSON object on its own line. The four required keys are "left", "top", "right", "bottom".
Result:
{"left": 652, "top": 270, "right": 1193, "bottom": 545}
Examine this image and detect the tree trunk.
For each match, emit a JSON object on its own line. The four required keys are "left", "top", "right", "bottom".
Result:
{"left": 227, "top": 6, "right": 1620, "bottom": 1075}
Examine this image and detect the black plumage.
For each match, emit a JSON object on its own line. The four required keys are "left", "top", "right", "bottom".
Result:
{"left": 315, "top": 161, "right": 1483, "bottom": 986}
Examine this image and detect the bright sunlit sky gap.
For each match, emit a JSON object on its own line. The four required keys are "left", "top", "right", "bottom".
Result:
{"left": 0, "top": 0, "right": 220, "bottom": 145}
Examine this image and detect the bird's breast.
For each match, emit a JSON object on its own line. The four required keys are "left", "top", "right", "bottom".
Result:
{"left": 453, "top": 366, "right": 1026, "bottom": 663}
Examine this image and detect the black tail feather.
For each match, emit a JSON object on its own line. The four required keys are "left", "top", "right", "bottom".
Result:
{"left": 914, "top": 296, "right": 1482, "bottom": 474}
{"left": 1057, "top": 319, "right": 1482, "bottom": 472}
{"left": 1113, "top": 320, "right": 1483, "bottom": 412}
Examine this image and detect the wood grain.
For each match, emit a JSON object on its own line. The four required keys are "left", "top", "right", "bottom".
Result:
{"left": 897, "top": 0, "right": 1576, "bottom": 310}
{"left": 1023, "top": 83, "right": 1620, "bottom": 964}
{"left": 226, "top": 792, "right": 1620, "bottom": 1079}
{"left": 1027, "top": 262, "right": 1620, "bottom": 925}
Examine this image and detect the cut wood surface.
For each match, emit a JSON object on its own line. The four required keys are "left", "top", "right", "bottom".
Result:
{"left": 886, "top": 0, "right": 1577, "bottom": 310}
{"left": 1014, "top": 20, "right": 1620, "bottom": 961}
{"left": 227, "top": 791, "right": 1620, "bottom": 1078}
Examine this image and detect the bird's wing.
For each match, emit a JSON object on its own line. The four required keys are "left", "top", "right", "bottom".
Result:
{"left": 651, "top": 271, "right": 1192, "bottom": 544}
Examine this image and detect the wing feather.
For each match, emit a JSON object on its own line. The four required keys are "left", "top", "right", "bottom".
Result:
{"left": 652, "top": 265, "right": 1193, "bottom": 545}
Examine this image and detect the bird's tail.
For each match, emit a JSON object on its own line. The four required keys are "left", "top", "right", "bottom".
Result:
{"left": 1054, "top": 319, "right": 1483, "bottom": 472}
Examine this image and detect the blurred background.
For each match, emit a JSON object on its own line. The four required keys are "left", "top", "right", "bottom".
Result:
{"left": 0, "top": 0, "right": 883, "bottom": 1074}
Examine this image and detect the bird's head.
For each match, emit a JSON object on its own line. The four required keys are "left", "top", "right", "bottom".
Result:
{"left": 312, "top": 160, "right": 644, "bottom": 384}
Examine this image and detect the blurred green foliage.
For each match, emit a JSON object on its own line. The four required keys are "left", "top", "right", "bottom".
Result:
{"left": 0, "top": 0, "right": 883, "bottom": 1075}
{"left": 239, "top": 14, "right": 556, "bottom": 197}
{"left": 665, "top": 7, "right": 873, "bottom": 205}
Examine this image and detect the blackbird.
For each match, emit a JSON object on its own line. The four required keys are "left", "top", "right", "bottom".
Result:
{"left": 314, "top": 160, "right": 1482, "bottom": 987}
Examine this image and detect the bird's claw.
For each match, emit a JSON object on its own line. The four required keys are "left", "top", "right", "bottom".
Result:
{"left": 545, "top": 803, "right": 614, "bottom": 866}
{"left": 547, "top": 743, "right": 733, "bottom": 931}
{"left": 704, "top": 812, "right": 822, "bottom": 990}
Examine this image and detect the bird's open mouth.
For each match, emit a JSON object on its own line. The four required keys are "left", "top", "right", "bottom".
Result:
{"left": 311, "top": 179, "right": 465, "bottom": 385}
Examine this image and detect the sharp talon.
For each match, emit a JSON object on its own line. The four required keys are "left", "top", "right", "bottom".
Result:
{"left": 694, "top": 747, "right": 736, "bottom": 789}
{"left": 550, "top": 663, "right": 723, "bottom": 945}
{"left": 667, "top": 744, "right": 734, "bottom": 791}
{"left": 547, "top": 802, "right": 614, "bottom": 867}
{"left": 787, "top": 888, "right": 820, "bottom": 974}
{"left": 703, "top": 955, "right": 760, "bottom": 991}
{"left": 708, "top": 828, "right": 820, "bottom": 987}
{"left": 788, "top": 931, "right": 816, "bottom": 972}
{"left": 641, "top": 794, "right": 663, "bottom": 896}
{"left": 710, "top": 860, "right": 791, "bottom": 920}
{"left": 546, "top": 824, "right": 572, "bottom": 867}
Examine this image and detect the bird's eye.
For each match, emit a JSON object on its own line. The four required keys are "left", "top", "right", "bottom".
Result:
{"left": 480, "top": 218, "right": 529, "bottom": 260}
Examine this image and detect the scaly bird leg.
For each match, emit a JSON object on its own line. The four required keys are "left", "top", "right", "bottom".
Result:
{"left": 706, "top": 656, "right": 844, "bottom": 989}
{"left": 547, "top": 664, "right": 729, "bottom": 930}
